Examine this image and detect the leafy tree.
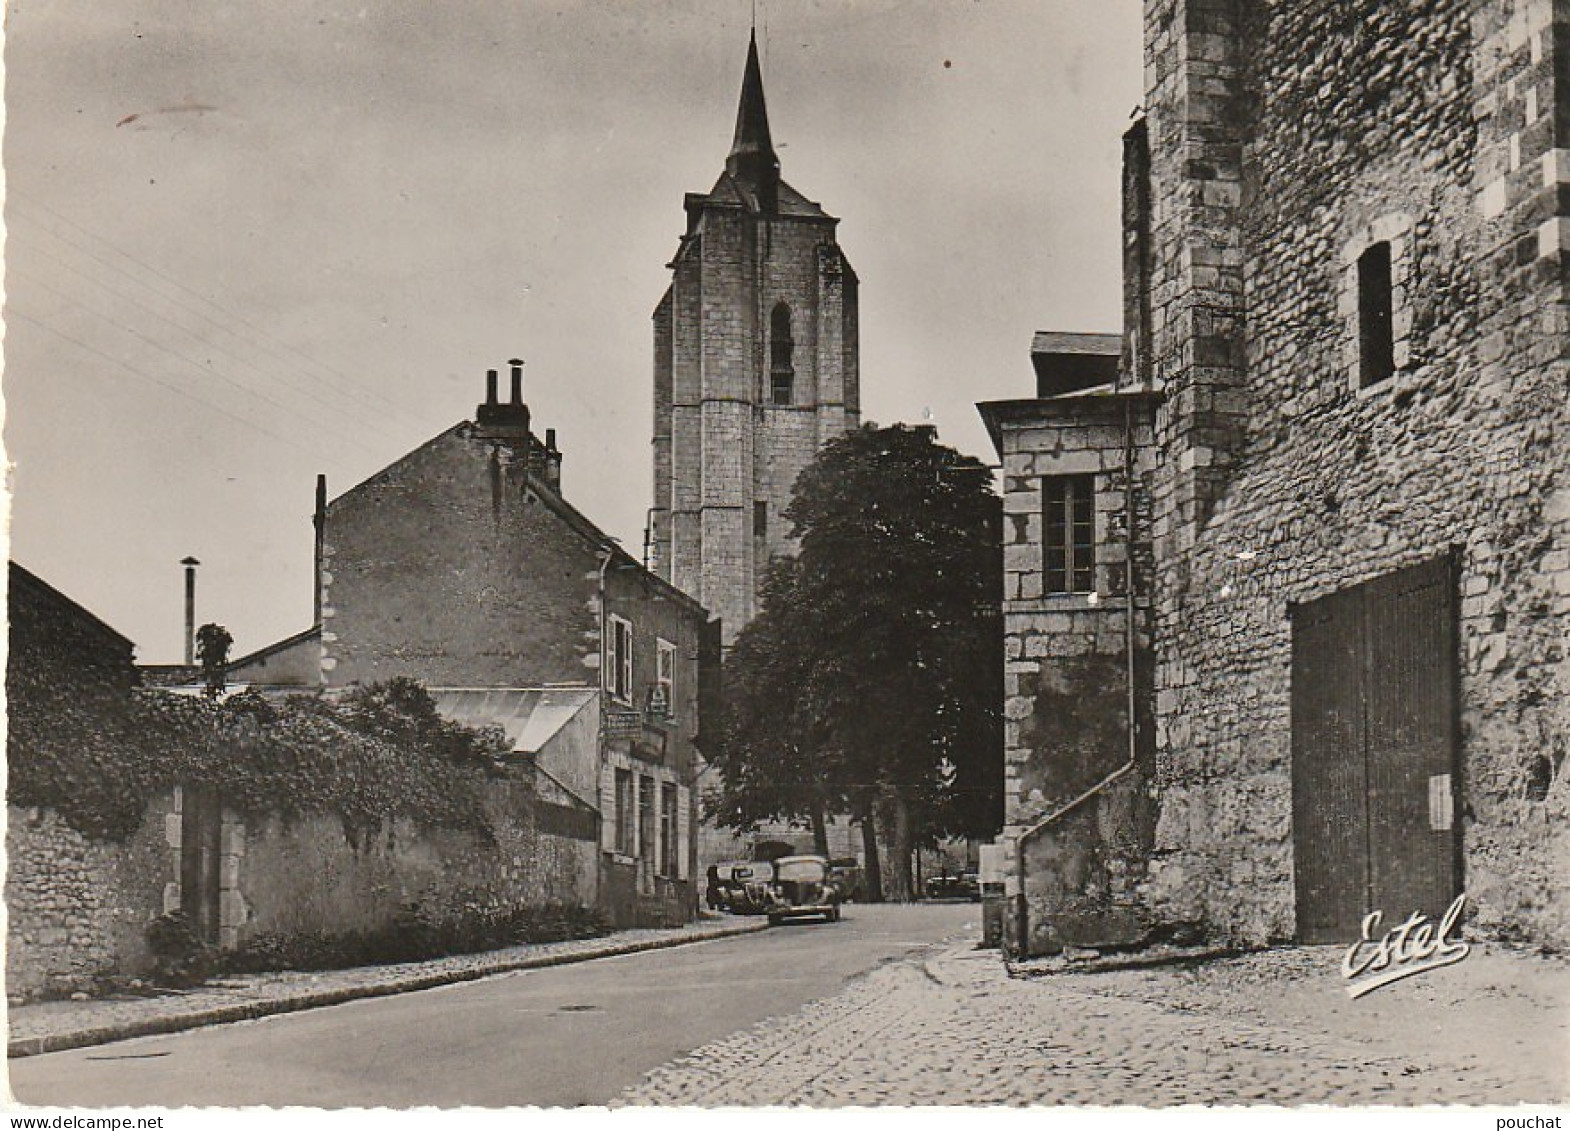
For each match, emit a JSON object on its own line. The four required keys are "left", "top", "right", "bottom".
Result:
{"left": 710, "top": 423, "right": 1003, "bottom": 900}
{"left": 708, "top": 559, "right": 846, "bottom": 856}
{"left": 337, "top": 675, "right": 513, "bottom": 771}
{"left": 194, "top": 623, "right": 233, "bottom": 698}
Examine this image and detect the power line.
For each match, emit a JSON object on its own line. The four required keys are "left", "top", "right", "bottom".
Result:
{"left": 10, "top": 226, "right": 408, "bottom": 441}
{"left": 13, "top": 270, "right": 389, "bottom": 461}
{"left": 11, "top": 192, "right": 439, "bottom": 432}
{"left": 9, "top": 307, "right": 358, "bottom": 475}
{"left": 9, "top": 201, "right": 423, "bottom": 436}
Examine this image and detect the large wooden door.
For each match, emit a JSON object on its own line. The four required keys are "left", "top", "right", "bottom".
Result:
{"left": 1290, "top": 556, "right": 1459, "bottom": 944}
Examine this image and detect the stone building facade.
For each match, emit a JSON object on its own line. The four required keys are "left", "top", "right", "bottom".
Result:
{"left": 651, "top": 32, "right": 860, "bottom": 644}
{"left": 317, "top": 364, "right": 719, "bottom": 925}
{"left": 992, "top": 0, "right": 1569, "bottom": 954}
{"left": 979, "top": 335, "right": 1160, "bottom": 955}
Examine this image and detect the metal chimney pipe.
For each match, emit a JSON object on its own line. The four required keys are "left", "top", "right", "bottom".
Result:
{"left": 181, "top": 556, "right": 200, "bottom": 665}
{"left": 508, "top": 358, "right": 524, "bottom": 404}
{"left": 485, "top": 369, "right": 498, "bottom": 405}
{"left": 313, "top": 475, "right": 327, "bottom": 626}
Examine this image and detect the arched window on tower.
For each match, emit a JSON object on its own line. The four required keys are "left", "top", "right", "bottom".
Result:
{"left": 770, "top": 303, "right": 794, "bottom": 405}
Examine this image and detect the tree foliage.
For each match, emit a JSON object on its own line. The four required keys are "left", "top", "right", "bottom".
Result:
{"left": 194, "top": 623, "right": 233, "bottom": 698}
{"left": 709, "top": 424, "right": 1003, "bottom": 897}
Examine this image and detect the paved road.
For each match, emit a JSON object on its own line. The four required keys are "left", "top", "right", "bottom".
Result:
{"left": 628, "top": 938, "right": 1554, "bottom": 1106}
{"left": 8, "top": 903, "right": 975, "bottom": 1109}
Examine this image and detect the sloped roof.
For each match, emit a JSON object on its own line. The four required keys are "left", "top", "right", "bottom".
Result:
{"left": 428, "top": 687, "right": 598, "bottom": 755}
{"left": 1030, "top": 331, "right": 1121, "bottom": 357}
{"left": 227, "top": 624, "right": 321, "bottom": 671}
{"left": 695, "top": 172, "right": 832, "bottom": 219}
{"left": 10, "top": 560, "right": 135, "bottom": 654}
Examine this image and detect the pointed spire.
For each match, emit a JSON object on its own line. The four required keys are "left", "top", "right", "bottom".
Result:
{"left": 726, "top": 29, "right": 780, "bottom": 211}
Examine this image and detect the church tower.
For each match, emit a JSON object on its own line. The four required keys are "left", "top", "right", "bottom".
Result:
{"left": 651, "top": 32, "right": 860, "bottom": 643}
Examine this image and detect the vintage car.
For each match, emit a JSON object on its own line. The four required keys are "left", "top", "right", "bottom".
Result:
{"left": 828, "top": 857, "right": 864, "bottom": 902}
{"left": 763, "top": 854, "right": 843, "bottom": 925}
{"left": 924, "top": 871, "right": 982, "bottom": 901}
{"left": 724, "top": 860, "right": 775, "bottom": 915}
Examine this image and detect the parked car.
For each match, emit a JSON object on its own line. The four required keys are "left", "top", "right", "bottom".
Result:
{"left": 924, "top": 871, "right": 981, "bottom": 901}
{"left": 764, "top": 855, "right": 843, "bottom": 925}
{"left": 828, "top": 857, "right": 865, "bottom": 902}
{"left": 725, "top": 860, "right": 775, "bottom": 914}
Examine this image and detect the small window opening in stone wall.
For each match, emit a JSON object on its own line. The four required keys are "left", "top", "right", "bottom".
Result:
{"left": 754, "top": 500, "right": 768, "bottom": 539}
{"left": 1358, "top": 242, "right": 1395, "bottom": 388}
{"left": 1044, "top": 475, "right": 1096, "bottom": 594}
{"left": 1526, "top": 753, "right": 1555, "bottom": 802}
{"left": 1341, "top": 213, "right": 1412, "bottom": 395}
{"left": 770, "top": 302, "right": 794, "bottom": 405}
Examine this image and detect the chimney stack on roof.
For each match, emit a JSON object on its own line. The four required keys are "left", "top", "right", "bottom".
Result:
{"left": 475, "top": 359, "right": 561, "bottom": 490}
{"left": 477, "top": 359, "right": 530, "bottom": 433}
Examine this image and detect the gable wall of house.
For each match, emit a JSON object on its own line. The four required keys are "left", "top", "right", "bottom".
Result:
{"left": 319, "top": 425, "right": 605, "bottom": 690}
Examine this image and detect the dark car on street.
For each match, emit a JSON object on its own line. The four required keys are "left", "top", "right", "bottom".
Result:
{"left": 764, "top": 855, "right": 843, "bottom": 925}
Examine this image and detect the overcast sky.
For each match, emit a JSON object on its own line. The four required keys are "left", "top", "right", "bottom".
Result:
{"left": 4, "top": 0, "right": 1142, "bottom": 664}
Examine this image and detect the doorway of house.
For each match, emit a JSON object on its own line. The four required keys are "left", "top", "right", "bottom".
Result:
{"left": 180, "top": 786, "right": 223, "bottom": 945}
{"left": 1289, "top": 555, "right": 1461, "bottom": 944}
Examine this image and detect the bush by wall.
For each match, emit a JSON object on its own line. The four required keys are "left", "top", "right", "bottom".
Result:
{"left": 217, "top": 902, "right": 608, "bottom": 974}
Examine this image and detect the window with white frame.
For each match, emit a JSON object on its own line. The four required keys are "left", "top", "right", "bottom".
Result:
{"left": 654, "top": 638, "right": 676, "bottom": 719}
{"left": 606, "top": 614, "right": 633, "bottom": 703}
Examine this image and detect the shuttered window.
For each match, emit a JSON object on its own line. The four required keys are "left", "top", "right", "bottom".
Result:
{"left": 659, "top": 783, "right": 678, "bottom": 877}
{"left": 638, "top": 774, "right": 656, "bottom": 861}
{"left": 675, "top": 786, "right": 691, "bottom": 881}
{"left": 614, "top": 767, "right": 634, "bottom": 855}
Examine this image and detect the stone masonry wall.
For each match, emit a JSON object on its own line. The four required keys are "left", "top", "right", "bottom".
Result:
{"left": 6, "top": 796, "right": 176, "bottom": 1002}
{"left": 658, "top": 196, "right": 858, "bottom": 643}
{"left": 1142, "top": 0, "right": 1570, "bottom": 946}
{"left": 997, "top": 396, "right": 1158, "bottom": 954}
{"left": 320, "top": 425, "right": 604, "bottom": 689}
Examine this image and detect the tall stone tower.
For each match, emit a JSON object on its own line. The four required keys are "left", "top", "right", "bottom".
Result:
{"left": 651, "top": 32, "right": 860, "bottom": 643}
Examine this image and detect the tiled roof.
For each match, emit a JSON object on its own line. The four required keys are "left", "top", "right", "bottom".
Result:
{"left": 1030, "top": 331, "right": 1121, "bottom": 357}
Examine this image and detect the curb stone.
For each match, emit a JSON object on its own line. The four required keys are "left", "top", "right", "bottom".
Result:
{"left": 9, "top": 920, "right": 768, "bottom": 1059}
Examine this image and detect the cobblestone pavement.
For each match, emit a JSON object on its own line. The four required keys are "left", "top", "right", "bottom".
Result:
{"left": 8, "top": 916, "right": 765, "bottom": 1057}
{"left": 623, "top": 937, "right": 1566, "bottom": 1106}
